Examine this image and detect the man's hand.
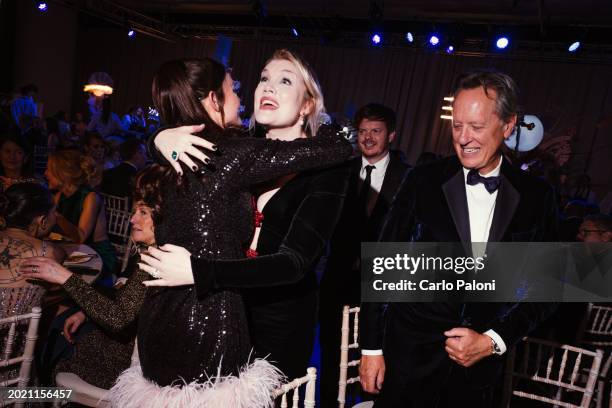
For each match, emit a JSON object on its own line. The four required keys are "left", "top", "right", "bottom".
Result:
{"left": 444, "top": 327, "right": 493, "bottom": 367}
{"left": 359, "top": 355, "right": 385, "bottom": 394}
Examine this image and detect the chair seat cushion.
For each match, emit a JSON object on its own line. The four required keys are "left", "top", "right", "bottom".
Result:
{"left": 56, "top": 372, "right": 110, "bottom": 401}
{"left": 352, "top": 402, "right": 374, "bottom": 408}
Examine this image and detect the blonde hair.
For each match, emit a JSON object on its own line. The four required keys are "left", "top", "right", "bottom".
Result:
{"left": 253, "top": 49, "right": 326, "bottom": 137}
{"left": 47, "top": 150, "right": 102, "bottom": 189}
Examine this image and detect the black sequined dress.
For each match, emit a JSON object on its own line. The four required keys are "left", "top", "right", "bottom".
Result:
{"left": 137, "top": 126, "right": 352, "bottom": 387}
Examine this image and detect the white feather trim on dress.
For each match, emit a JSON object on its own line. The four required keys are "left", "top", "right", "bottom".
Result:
{"left": 107, "top": 358, "right": 283, "bottom": 408}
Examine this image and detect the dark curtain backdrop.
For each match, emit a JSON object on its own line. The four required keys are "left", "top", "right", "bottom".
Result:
{"left": 74, "top": 28, "right": 612, "bottom": 197}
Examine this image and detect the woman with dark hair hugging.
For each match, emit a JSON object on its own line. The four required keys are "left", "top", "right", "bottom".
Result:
{"left": 142, "top": 49, "right": 352, "bottom": 381}
{"left": 24, "top": 56, "right": 351, "bottom": 406}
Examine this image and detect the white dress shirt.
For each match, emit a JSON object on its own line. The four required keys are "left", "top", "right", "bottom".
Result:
{"left": 360, "top": 153, "right": 391, "bottom": 217}
{"left": 462, "top": 156, "right": 507, "bottom": 354}
{"left": 362, "top": 156, "right": 507, "bottom": 356}
{"left": 463, "top": 157, "right": 501, "bottom": 245}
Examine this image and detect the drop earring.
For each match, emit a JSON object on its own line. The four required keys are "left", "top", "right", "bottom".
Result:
{"left": 298, "top": 114, "right": 305, "bottom": 127}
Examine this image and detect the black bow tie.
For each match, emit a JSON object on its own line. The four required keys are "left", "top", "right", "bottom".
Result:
{"left": 466, "top": 169, "right": 501, "bottom": 194}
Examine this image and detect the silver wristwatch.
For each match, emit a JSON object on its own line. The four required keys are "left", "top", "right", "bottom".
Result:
{"left": 490, "top": 337, "right": 502, "bottom": 355}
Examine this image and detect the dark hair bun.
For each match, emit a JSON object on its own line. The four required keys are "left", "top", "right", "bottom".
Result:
{"left": 1, "top": 183, "right": 53, "bottom": 229}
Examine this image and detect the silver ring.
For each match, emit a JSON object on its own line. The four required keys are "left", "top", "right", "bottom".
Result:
{"left": 149, "top": 268, "right": 161, "bottom": 279}
{"left": 32, "top": 265, "right": 38, "bottom": 274}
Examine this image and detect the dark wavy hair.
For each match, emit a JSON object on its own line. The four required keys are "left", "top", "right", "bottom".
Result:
{"left": 153, "top": 58, "right": 231, "bottom": 131}
{"left": 0, "top": 183, "right": 53, "bottom": 229}
{"left": 0, "top": 134, "right": 34, "bottom": 177}
{"left": 151, "top": 58, "right": 244, "bottom": 186}
{"left": 133, "top": 165, "right": 169, "bottom": 226}
{"left": 354, "top": 103, "right": 396, "bottom": 134}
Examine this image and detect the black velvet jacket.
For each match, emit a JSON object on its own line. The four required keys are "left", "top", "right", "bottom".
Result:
{"left": 321, "top": 151, "right": 410, "bottom": 306}
{"left": 190, "top": 162, "right": 351, "bottom": 378}
{"left": 190, "top": 163, "right": 350, "bottom": 294}
{"left": 360, "top": 155, "right": 559, "bottom": 387}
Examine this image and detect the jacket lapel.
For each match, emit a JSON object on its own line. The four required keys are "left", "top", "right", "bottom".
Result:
{"left": 369, "top": 156, "right": 407, "bottom": 226}
{"left": 488, "top": 163, "right": 520, "bottom": 242}
{"left": 442, "top": 169, "right": 471, "bottom": 246}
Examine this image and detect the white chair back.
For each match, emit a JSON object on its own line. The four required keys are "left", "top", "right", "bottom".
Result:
{"left": 578, "top": 303, "right": 612, "bottom": 348}
{"left": 502, "top": 336, "right": 603, "bottom": 408}
{"left": 0, "top": 306, "right": 42, "bottom": 408}
{"left": 100, "top": 193, "right": 130, "bottom": 213}
{"left": 577, "top": 303, "right": 612, "bottom": 408}
{"left": 338, "top": 305, "right": 361, "bottom": 408}
{"left": 100, "top": 193, "right": 134, "bottom": 273}
{"left": 273, "top": 367, "right": 317, "bottom": 408}
{"left": 104, "top": 204, "right": 132, "bottom": 271}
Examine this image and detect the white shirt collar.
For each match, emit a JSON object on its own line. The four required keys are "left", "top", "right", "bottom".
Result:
{"left": 462, "top": 155, "right": 503, "bottom": 180}
{"left": 361, "top": 152, "right": 390, "bottom": 172}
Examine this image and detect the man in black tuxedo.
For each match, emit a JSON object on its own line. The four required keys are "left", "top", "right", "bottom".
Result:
{"left": 319, "top": 103, "right": 410, "bottom": 407}
{"left": 359, "top": 71, "right": 558, "bottom": 407}
{"left": 99, "top": 138, "right": 147, "bottom": 199}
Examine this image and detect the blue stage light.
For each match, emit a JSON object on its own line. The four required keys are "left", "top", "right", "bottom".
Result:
{"left": 406, "top": 32, "right": 414, "bottom": 43}
{"left": 446, "top": 45, "right": 454, "bottom": 54}
{"left": 371, "top": 33, "right": 382, "bottom": 45}
{"left": 128, "top": 30, "right": 135, "bottom": 38}
{"left": 568, "top": 41, "right": 581, "bottom": 52}
{"left": 429, "top": 35, "right": 440, "bottom": 46}
{"left": 496, "top": 36, "right": 509, "bottom": 49}
{"left": 37, "top": 2, "right": 48, "bottom": 12}
{"left": 291, "top": 27, "right": 299, "bottom": 37}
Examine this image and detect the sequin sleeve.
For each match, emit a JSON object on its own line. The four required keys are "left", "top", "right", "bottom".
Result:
{"left": 226, "top": 123, "right": 353, "bottom": 187}
{"left": 62, "top": 267, "right": 149, "bottom": 332}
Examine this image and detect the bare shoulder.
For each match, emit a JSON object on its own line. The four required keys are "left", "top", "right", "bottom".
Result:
{"left": 84, "top": 191, "right": 102, "bottom": 203}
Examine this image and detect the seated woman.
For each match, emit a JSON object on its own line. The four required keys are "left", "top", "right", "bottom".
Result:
{"left": 31, "top": 169, "right": 160, "bottom": 389}
{"left": 0, "top": 183, "right": 64, "bottom": 380}
{"left": 80, "top": 131, "right": 112, "bottom": 181}
{"left": 45, "top": 150, "right": 116, "bottom": 285}
{"left": 0, "top": 135, "right": 39, "bottom": 192}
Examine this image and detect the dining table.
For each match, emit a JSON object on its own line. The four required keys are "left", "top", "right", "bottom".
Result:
{"left": 59, "top": 243, "right": 103, "bottom": 284}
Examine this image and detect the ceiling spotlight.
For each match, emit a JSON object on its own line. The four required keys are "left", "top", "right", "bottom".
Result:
{"left": 291, "top": 27, "right": 299, "bottom": 37}
{"left": 128, "top": 30, "right": 135, "bottom": 38}
{"left": 496, "top": 36, "right": 509, "bottom": 49}
{"left": 406, "top": 32, "right": 414, "bottom": 43}
{"left": 429, "top": 35, "right": 440, "bottom": 46}
{"left": 37, "top": 2, "right": 48, "bottom": 12}
{"left": 568, "top": 41, "right": 581, "bottom": 52}
{"left": 371, "top": 33, "right": 382, "bottom": 45}
{"left": 446, "top": 45, "right": 454, "bottom": 54}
